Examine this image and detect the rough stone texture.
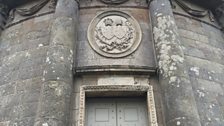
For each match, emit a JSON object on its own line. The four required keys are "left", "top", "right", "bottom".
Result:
{"left": 79, "top": 0, "right": 148, "bottom": 8}
{"left": 171, "top": 0, "right": 221, "bottom": 28}
{"left": 215, "top": 3, "right": 224, "bottom": 29}
{"left": 150, "top": 0, "right": 201, "bottom": 125}
{"left": 0, "top": 2, "right": 9, "bottom": 34}
{"left": 6, "top": 0, "right": 55, "bottom": 28}
{"left": 175, "top": 13, "right": 224, "bottom": 126}
{"left": 0, "top": 11, "right": 53, "bottom": 126}
{"left": 34, "top": 0, "right": 79, "bottom": 126}
{"left": 76, "top": 6, "right": 156, "bottom": 70}
{"left": 0, "top": 0, "right": 224, "bottom": 126}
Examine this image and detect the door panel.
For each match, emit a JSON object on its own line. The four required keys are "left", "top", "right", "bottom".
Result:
{"left": 86, "top": 98, "right": 148, "bottom": 126}
{"left": 123, "top": 108, "right": 138, "bottom": 121}
{"left": 86, "top": 99, "right": 116, "bottom": 126}
{"left": 117, "top": 99, "right": 148, "bottom": 126}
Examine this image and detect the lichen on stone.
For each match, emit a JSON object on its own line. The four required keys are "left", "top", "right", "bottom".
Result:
{"left": 48, "top": 81, "right": 62, "bottom": 96}
{"left": 42, "top": 123, "right": 48, "bottom": 126}
{"left": 196, "top": 89, "right": 205, "bottom": 98}
{"left": 153, "top": 14, "right": 185, "bottom": 82}
{"left": 169, "top": 76, "right": 177, "bottom": 83}
{"left": 190, "top": 67, "right": 200, "bottom": 76}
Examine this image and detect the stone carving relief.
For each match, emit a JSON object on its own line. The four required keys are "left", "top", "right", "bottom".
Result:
{"left": 88, "top": 11, "right": 142, "bottom": 58}
{"left": 8, "top": 0, "right": 57, "bottom": 22}
{"left": 171, "top": 0, "right": 215, "bottom": 22}
{"left": 99, "top": 0, "right": 129, "bottom": 4}
{"left": 78, "top": 85, "right": 158, "bottom": 126}
{"left": 95, "top": 16, "right": 134, "bottom": 53}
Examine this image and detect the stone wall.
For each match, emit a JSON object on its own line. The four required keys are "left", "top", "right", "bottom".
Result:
{"left": 0, "top": 0, "right": 224, "bottom": 126}
{"left": 72, "top": 1, "right": 163, "bottom": 126}
{"left": 76, "top": 0, "right": 156, "bottom": 70}
{"left": 175, "top": 14, "right": 224, "bottom": 125}
{"left": 0, "top": 12, "right": 53, "bottom": 126}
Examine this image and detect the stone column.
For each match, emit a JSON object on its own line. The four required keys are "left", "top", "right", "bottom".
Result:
{"left": 149, "top": 0, "right": 201, "bottom": 126}
{"left": 34, "top": 0, "right": 79, "bottom": 126}
{"left": 0, "top": 1, "right": 9, "bottom": 34}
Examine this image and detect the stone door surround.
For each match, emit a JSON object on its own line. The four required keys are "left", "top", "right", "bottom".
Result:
{"left": 78, "top": 85, "right": 158, "bottom": 126}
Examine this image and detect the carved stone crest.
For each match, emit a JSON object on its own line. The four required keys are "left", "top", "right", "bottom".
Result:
{"left": 88, "top": 11, "right": 142, "bottom": 58}
{"left": 99, "top": 0, "right": 129, "bottom": 4}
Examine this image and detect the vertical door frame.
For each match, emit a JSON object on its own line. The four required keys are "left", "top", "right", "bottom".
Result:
{"left": 78, "top": 85, "right": 158, "bottom": 126}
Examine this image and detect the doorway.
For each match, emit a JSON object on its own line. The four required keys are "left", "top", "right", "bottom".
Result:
{"left": 86, "top": 98, "right": 148, "bottom": 126}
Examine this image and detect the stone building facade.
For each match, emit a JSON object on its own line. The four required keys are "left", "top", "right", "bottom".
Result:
{"left": 0, "top": 0, "right": 224, "bottom": 126}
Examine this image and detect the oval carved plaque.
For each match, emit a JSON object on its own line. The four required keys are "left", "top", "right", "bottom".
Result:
{"left": 87, "top": 11, "right": 142, "bottom": 58}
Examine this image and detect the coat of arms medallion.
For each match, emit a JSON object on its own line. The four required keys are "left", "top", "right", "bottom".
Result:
{"left": 87, "top": 11, "right": 142, "bottom": 58}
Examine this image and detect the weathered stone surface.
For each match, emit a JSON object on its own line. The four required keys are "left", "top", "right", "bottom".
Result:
{"left": 0, "top": 2, "right": 9, "bottom": 34}
{"left": 98, "top": 76, "right": 135, "bottom": 85}
{"left": 149, "top": 0, "right": 201, "bottom": 125}
{"left": 36, "top": 81, "right": 72, "bottom": 120}
{"left": 79, "top": 0, "right": 148, "bottom": 8}
{"left": 76, "top": 7, "right": 156, "bottom": 70}
{"left": 174, "top": 3, "right": 224, "bottom": 125}
{"left": 34, "top": 0, "right": 79, "bottom": 126}
{"left": 0, "top": 0, "right": 224, "bottom": 126}
{"left": 0, "top": 3, "right": 53, "bottom": 124}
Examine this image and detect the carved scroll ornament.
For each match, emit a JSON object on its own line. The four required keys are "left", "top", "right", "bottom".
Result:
{"left": 87, "top": 11, "right": 142, "bottom": 58}
{"left": 171, "top": 0, "right": 214, "bottom": 21}
{"left": 16, "top": 0, "right": 50, "bottom": 16}
{"left": 8, "top": 0, "right": 57, "bottom": 22}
